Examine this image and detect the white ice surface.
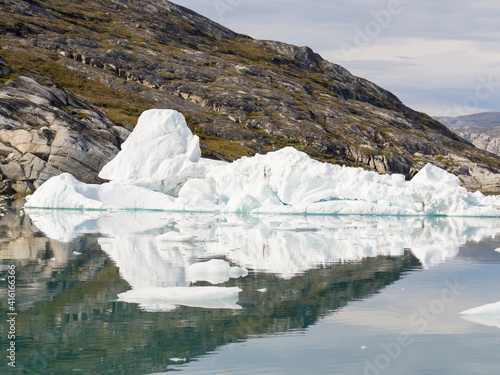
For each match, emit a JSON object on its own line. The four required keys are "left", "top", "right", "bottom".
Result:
{"left": 460, "top": 301, "right": 500, "bottom": 329}
{"left": 460, "top": 301, "right": 500, "bottom": 315}
{"left": 24, "top": 109, "right": 500, "bottom": 216}
{"left": 117, "top": 286, "right": 242, "bottom": 312}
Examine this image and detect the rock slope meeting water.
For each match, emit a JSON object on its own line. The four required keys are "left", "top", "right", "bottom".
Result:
{"left": 24, "top": 109, "right": 500, "bottom": 216}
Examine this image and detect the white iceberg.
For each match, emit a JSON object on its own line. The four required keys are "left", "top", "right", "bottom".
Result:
{"left": 460, "top": 301, "right": 500, "bottom": 329}
{"left": 24, "top": 109, "right": 500, "bottom": 216}
{"left": 460, "top": 301, "right": 500, "bottom": 315}
{"left": 117, "top": 286, "right": 242, "bottom": 312}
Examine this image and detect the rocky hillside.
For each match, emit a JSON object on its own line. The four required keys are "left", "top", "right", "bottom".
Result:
{"left": 437, "top": 113, "right": 500, "bottom": 157}
{"left": 2, "top": 0, "right": 500, "bottom": 194}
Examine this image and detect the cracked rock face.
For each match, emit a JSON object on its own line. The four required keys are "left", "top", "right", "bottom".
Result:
{"left": 0, "top": 75, "right": 130, "bottom": 194}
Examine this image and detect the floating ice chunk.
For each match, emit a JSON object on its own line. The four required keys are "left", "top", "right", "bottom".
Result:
{"left": 460, "top": 300, "right": 500, "bottom": 329}
{"left": 187, "top": 259, "right": 248, "bottom": 284}
{"left": 117, "top": 286, "right": 242, "bottom": 311}
{"left": 460, "top": 301, "right": 500, "bottom": 315}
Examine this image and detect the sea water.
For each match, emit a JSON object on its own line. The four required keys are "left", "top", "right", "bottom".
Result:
{"left": 1, "top": 197, "right": 500, "bottom": 374}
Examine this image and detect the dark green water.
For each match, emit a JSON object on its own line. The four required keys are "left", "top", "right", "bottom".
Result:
{"left": 1, "top": 197, "right": 500, "bottom": 374}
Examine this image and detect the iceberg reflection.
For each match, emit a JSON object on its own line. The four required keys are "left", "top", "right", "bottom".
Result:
{"left": 26, "top": 209, "right": 500, "bottom": 287}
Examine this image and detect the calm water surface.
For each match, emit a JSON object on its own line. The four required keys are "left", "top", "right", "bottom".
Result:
{"left": 1, "top": 197, "right": 500, "bottom": 374}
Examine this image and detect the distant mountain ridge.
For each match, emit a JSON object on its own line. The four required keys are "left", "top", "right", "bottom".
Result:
{"left": 436, "top": 112, "right": 500, "bottom": 129}
{"left": 436, "top": 112, "right": 500, "bottom": 156}
{"left": 2, "top": 0, "right": 500, "bottom": 193}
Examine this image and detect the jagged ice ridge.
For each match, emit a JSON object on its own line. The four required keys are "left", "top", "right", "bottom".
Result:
{"left": 24, "top": 109, "right": 500, "bottom": 216}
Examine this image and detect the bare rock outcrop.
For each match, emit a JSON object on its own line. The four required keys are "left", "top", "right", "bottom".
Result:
{"left": 0, "top": 74, "right": 130, "bottom": 194}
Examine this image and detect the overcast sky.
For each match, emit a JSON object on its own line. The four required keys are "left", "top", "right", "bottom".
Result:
{"left": 176, "top": 0, "right": 500, "bottom": 117}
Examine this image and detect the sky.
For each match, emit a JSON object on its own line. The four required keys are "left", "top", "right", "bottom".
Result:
{"left": 175, "top": 0, "right": 500, "bottom": 117}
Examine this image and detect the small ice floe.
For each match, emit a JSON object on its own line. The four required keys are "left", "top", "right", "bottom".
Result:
{"left": 460, "top": 301, "right": 500, "bottom": 329}
{"left": 460, "top": 300, "right": 500, "bottom": 315}
{"left": 169, "top": 358, "right": 186, "bottom": 363}
{"left": 117, "top": 286, "right": 242, "bottom": 312}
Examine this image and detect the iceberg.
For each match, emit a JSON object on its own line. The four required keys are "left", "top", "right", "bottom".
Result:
{"left": 460, "top": 301, "right": 500, "bottom": 329}
{"left": 117, "top": 286, "right": 242, "bottom": 312}
{"left": 24, "top": 109, "right": 500, "bottom": 216}
{"left": 460, "top": 301, "right": 500, "bottom": 315}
